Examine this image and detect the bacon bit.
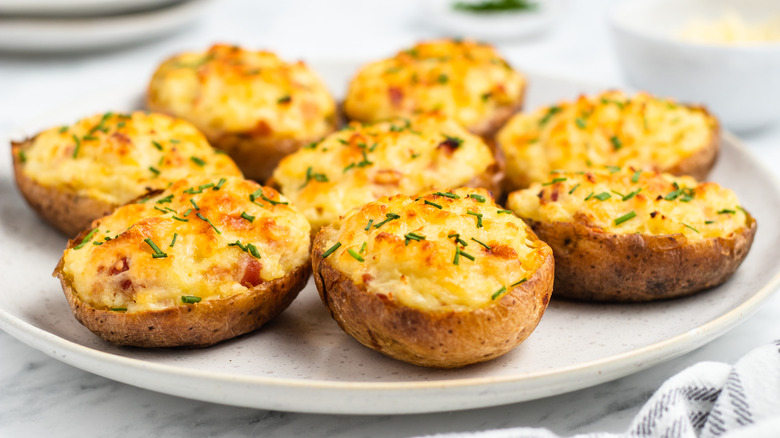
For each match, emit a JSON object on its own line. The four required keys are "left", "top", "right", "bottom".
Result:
{"left": 110, "top": 132, "right": 132, "bottom": 144}
{"left": 550, "top": 188, "right": 559, "bottom": 202}
{"left": 372, "top": 169, "right": 402, "bottom": 185}
{"left": 586, "top": 173, "right": 597, "bottom": 183}
{"left": 119, "top": 279, "right": 133, "bottom": 291}
{"left": 437, "top": 138, "right": 461, "bottom": 155}
{"left": 301, "top": 101, "right": 319, "bottom": 120}
{"left": 388, "top": 87, "right": 403, "bottom": 107}
{"left": 225, "top": 214, "right": 254, "bottom": 231}
{"left": 248, "top": 120, "right": 273, "bottom": 137}
{"left": 240, "top": 256, "right": 264, "bottom": 288}
{"left": 109, "top": 257, "right": 129, "bottom": 275}
{"left": 362, "top": 273, "right": 374, "bottom": 284}
{"left": 487, "top": 244, "right": 518, "bottom": 259}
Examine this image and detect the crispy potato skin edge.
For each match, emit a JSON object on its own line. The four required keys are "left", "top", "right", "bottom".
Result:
{"left": 11, "top": 139, "right": 117, "bottom": 237}
{"left": 311, "top": 226, "right": 554, "bottom": 368}
{"left": 53, "top": 230, "right": 312, "bottom": 347}
{"left": 526, "top": 213, "right": 756, "bottom": 302}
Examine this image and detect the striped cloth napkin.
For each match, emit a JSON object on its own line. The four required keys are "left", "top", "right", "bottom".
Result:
{"left": 420, "top": 340, "right": 780, "bottom": 438}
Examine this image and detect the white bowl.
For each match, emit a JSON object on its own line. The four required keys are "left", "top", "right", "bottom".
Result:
{"left": 610, "top": 0, "right": 780, "bottom": 132}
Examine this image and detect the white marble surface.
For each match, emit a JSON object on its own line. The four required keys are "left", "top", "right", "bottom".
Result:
{"left": 1, "top": 0, "right": 779, "bottom": 436}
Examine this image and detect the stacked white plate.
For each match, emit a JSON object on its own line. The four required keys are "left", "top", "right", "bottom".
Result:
{"left": 0, "top": 0, "right": 213, "bottom": 52}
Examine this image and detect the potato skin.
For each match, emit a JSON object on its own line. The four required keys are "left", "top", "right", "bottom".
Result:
{"left": 312, "top": 226, "right": 554, "bottom": 368}
{"left": 526, "top": 214, "right": 756, "bottom": 301}
{"left": 54, "top": 230, "right": 311, "bottom": 348}
{"left": 12, "top": 140, "right": 115, "bottom": 236}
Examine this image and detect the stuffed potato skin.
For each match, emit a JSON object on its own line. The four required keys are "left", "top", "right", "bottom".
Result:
{"left": 270, "top": 114, "right": 500, "bottom": 233}
{"left": 11, "top": 111, "right": 242, "bottom": 236}
{"left": 344, "top": 38, "right": 526, "bottom": 138}
{"left": 312, "top": 188, "right": 554, "bottom": 368}
{"left": 147, "top": 44, "right": 339, "bottom": 181}
{"left": 54, "top": 176, "right": 312, "bottom": 347}
{"left": 497, "top": 91, "right": 720, "bottom": 190}
{"left": 507, "top": 169, "right": 756, "bottom": 301}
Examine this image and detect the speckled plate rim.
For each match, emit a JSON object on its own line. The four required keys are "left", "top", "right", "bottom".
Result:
{"left": 1, "top": 71, "right": 779, "bottom": 414}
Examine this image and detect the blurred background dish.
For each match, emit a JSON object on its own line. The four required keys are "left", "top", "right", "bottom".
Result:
{"left": 610, "top": 0, "right": 780, "bottom": 133}
{"left": 0, "top": 0, "right": 182, "bottom": 17}
{"left": 423, "top": 0, "right": 562, "bottom": 42}
{"left": 0, "top": 0, "right": 212, "bottom": 53}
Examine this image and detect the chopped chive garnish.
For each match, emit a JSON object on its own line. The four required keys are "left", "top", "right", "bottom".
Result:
{"left": 246, "top": 243, "right": 262, "bottom": 258}
{"left": 610, "top": 136, "right": 622, "bottom": 150}
{"left": 152, "top": 141, "right": 163, "bottom": 151}
{"left": 497, "top": 209, "right": 512, "bottom": 214}
{"left": 584, "top": 192, "right": 595, "bottom": 201}
{"left": 184, "top": 208, "right": 192, "bottom": 217}
{"left": 705, "top": 220, "right": 716, "bottom": 224}
{"left": 322, "top": 242, "right": 342, "bottom": 258}
{"left": 682, "top": 223, "right": 700, "bottom": 233}
{"left": 153, "top": 206, "right": 169, "bottom": 214}
{"left": 59, "top": 126, "right": 69, "bottom": 133}
{"left": 614, "top": 211, "right": 636, "bottom": 225}
{"left": 149, "top": 166, "right": 160, "bottom": 175}
{"left": 434, "top": 191, "right": 460, "bottom": 199}
{"left": 373, "top": 213, "right": 400, "bottom": 228}
{"left": 261, "top": 194, "right": 288, "bottom": 206}
{"left": 467, "top": 210, "right": 483, "bottom": 228}
{"left": 169, "top": 233, "right": 178, "bottom": 247}
{"left": 347, "top": 248, "right": 364, "bottom": 262}
{"left": 156, "top": 195, "right": 173, "bottom": 204}
{"left": 18, "top": 150, "right": 26, "bottom": 163}
{"left": 606, "top": 165, "right": 621, "bottom": 174}
{"left": 277, "top": 95, "right": 292, "bottom": 104}
{"left": 471, "top": 238, "right": 490, "bottom": 249}
{"left": 190, "top": 198, "right": 199, "bottom": 210}
{"left": 449, "top": 233, "right": 468, "bottom": 247}
{"left": 404, "top": 232, "right": 426, "bottom": 245}
{"left": 453, "top": 249, "right": 460, "bottom": 265}
{"left": 631, "top": 170, "right": 641, "bottom": 183}
{"left": 196, "top": 212, "right": 221, "bottom": 234}
{"left": 110, "top": 307, "right": 127, "bottom": 312}
{"left": 72, "top": 134, "right": 81, "bottom": 158}
{"left": 83, "top": 135, "right": 98, "bottom": 141}
{"left": 717, "top": 209, "right": 736, "bottom": 214}
{"left": 568, "top": 183, "right": 580, "bottom": 195}
{"left": 241, "top": 211, "right": 255, "bottom": 222}
{"left": 360, "top": 242, "right": 367, "bottom": 254}
{"left": 93, "top": 241, "right": 103, "bottom": 246}
{"left": 198, "top": 183, "right": 214, "bottom": 190}
{"left": 337, "top": 139, "right": 349, "bottom": 145}
{"left": 301, "top": 166, "right": 329, "bottom": 188}
{"left": 228, "top": 240, "right": 247, "bottom": 251}
{"left": 458, "top": 249, "right": 475, "bottom": 261}
{"left": 511, "top": 278, "right": 528, "bottom": 287}
{"left": 468, "top": 194, "right": 486, "bottom": 203}
{"left": 74, "top": 228, "right": 99, "bottom": 249}
{"left": 170, "top": 139, "right": 180, "bottom": 144}
{"left": 213, "top": 178, "right": 226, "bottom": 190}
{"left": 181, "top": 296, "right": 201, "bottom": 304}
{"left": 172, "top": 216, "right": 188, "bottom": 222}
{"left": 737, "top": 206, "right": 747, "bottom": 215}
{"left": 575, "top": 118, "right": 587, "bottom": 129}
{"left": 491, "top": 286, "right": 507, "bottom": 300}
{"left": 364, "top": 219, "right": 374, "bottom": 231}
{"left": 343, "top": 162, "right": 356, "bottom": 173}
{"left": 440, "top": 135, "right": 463, "bottom": 149}
{"left": 539, "top": 106, "right": 561, "bottom": 126}
{"left": 594, "top": 192, "right": 611, "bottom": 201}
{"left": 622, "top": 189, "right": 641, "bottom": 201}
{"left": 424, "top": 200, "right": 442, "bottom": 209}
{"left": 542, "top": 177, "right": 567, "bottom": 186}
{"left": 143, "top": 238, "right": 168, "bottom": 258}
{"left": 437, "top": 73, "right": 449, "bottom": 84}
{"left": 190, "top": 156, "right": 206, "bottom": 167}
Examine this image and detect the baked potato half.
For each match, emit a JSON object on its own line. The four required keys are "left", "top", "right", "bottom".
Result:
{"left": 270, "top": 113, "right": 501, "bottom": 234}
{"left": 312, "top": 188, "right": 554, "bottom": 368}
{"left": 497, "top": 91, "right": 720, "bottom": 191}
{"left": 343, "top": 38, "right": 526, "bottom": 139}
{"left": 147, "top": 44, "right": 339, "bottom": 182}
{"left": 507, "top": 168, "right": 756, "bottom": 301}
{"left": 54, "top": 176, "right": 311, "bottom": 347}
{"left": 12, "top": 111, "right": 242, "bottom": 236}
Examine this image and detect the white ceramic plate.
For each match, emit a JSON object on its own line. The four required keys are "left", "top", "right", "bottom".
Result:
{"left": 0, "top": 0, "right": 212, "bottom": 53}
{"left": 1, "top": 65, "right": 779, "bottom": 415}
{"left": 0, "top": 0, "right": 181, "bottom": 16}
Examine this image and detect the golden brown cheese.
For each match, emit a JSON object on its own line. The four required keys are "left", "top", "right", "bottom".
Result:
{"left": 60, "top": 176, "right": 310, "bottom": 312}
{"left": 147, "top": 44, "right": 337, "bottom": 147}
{"left": 271, "top": 114, "right": 496, "bottom": 232}
{"left": 320, "top": 188, "right": 551, "bottom": 311}
{"left": 343, "top": 39, "right": 526, "bottom": 133}
{"left": 497, "top": 91, "right": 718, "bottom": 187}
{"left": 19, "top": 111, "right": 241, "bottom": 205}
{"left": 507, "top": 167, "right": 749, "bottom": 239}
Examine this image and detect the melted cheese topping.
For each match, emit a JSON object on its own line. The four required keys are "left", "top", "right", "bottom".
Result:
{"left": 272, "top": 114, "right": 495, "bottom": 232}
{"left": 61, "top": 176, "right": 311, "bottom": 312}
{"left": 147, "top": 44, "right": 337, "bottom": 143}
{"left": 21, "top": 111, "right": 241, "bottom": 205}
{"left": 322, "top": 188, "right": 550, "bottom": 311}
{"left": 497, "top": 91, "right": 717, "bottom": 187}
{"left": 344, "top": 38, "right": 526, "bottom": 132}
{"left": 507, "top": 168, "right": 749, "bottom": 240}
{"left": 679, "top": 13, "right": 780, "bottom": 44}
